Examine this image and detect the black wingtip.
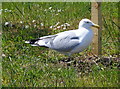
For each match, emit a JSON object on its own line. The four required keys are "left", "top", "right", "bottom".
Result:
{"left": 25, "top": 39, "right": 39, "bottom": 44}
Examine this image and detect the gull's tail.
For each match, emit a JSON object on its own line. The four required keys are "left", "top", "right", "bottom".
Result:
{"left": 25, "top": 39, "right": 48, "bottom": 47}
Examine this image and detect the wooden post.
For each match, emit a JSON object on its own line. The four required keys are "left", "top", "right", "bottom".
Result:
{"left": 91, "top": 2, "right": 102, "bottom": 56}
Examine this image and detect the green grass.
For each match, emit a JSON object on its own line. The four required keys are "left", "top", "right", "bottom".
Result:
{"left": 2, "top": 2, "right": 119, "bottom": 87}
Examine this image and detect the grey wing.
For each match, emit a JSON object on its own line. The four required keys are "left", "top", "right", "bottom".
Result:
{"left": 40, "top": 34, "right": 57, "bottom": 39}
{"left": 39, "top": 34, "right": 58, "bottom": 44}
{"left": 50, "top": 31, "right": 80, "bottom": 52}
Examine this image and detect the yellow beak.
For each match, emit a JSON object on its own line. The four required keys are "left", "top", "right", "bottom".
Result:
{"left": 92, "top": 24, "right": 100, "bottom": 29}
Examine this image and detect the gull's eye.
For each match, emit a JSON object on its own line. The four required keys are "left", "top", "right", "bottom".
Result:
{"left": 86, "top": 21, "right": 90, "bottom": 23}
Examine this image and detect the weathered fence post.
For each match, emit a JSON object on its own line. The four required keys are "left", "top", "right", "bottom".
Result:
{"left": 91, "top": 1, "right": 102, "bottom": 56}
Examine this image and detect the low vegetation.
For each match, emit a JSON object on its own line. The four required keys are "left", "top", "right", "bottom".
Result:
{"left": 2, "top": 2, "right": 119, "bottom": 87}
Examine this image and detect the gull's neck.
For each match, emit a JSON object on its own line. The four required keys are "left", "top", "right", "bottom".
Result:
{"left": 79, "top": 24, "right": 91, "bottom": 29}
{"left": 78, "top": 25, "right": 91, "bottom": 30}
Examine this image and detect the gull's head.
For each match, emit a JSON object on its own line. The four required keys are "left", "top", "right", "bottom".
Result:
{"left": 79, "top": 18, "right": 100, "bottom": 29}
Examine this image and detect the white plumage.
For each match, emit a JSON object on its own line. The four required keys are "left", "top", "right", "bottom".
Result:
{"left": 25, "top": 19, "right": 100, "bottom": 56}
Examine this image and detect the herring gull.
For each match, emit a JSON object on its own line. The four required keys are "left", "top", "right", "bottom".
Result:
{"left": 25, "top": 19, "right": 100, "bottom": 56}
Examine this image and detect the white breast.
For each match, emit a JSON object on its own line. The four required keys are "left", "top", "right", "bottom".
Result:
{"left": 70, "top": 28, "right": 93, "bottom": 54}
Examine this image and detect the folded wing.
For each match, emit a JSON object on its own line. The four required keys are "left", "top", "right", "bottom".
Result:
{"left": 25, "top": 30, "right": 81, "bottom": 53}
{"left": 50, "top": 30, "right": 80, "bottom": 52}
